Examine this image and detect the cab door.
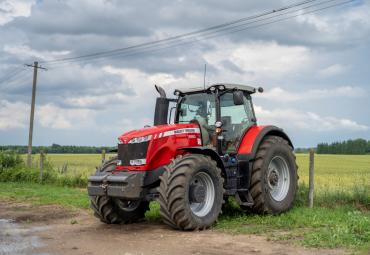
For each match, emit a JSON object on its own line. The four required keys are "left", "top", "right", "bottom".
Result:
{"left": 219, "top": 92, "right": 256, "bottom": 154}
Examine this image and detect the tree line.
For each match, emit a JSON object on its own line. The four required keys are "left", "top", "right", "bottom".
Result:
{"left": 316, "top": 139, "right": 370, "bottom": 155}
{"left": 0, "top": 144, "right": 116, "bottom": 154}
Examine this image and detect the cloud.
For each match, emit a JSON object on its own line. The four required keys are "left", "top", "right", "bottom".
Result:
{"left": 319, "top": 64, "right": 348, "bottom": 77}
{"left": 255, "top": 105, "right": 369, "bottom": 132}
{"left": 0, "top": 0, "right": 35, "bottom": 26}
{"left": 0, "top": 100, "right": 28, "bottom": 129}
{"left": 65, "top": 93, "right": 131, "bottom": 108}
{"left": 37, "top": 103, "right": 95, "bottom": 129}
{"left": 3, "top": 44, "right": 70, "bottom": 61}
{"left": 204, "top": 41, "right": 312, "bottom": 80}
{"left": 257, "top": 86, "right": 366, "bottom": 102}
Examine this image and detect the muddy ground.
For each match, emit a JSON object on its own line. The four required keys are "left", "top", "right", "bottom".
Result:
{"left": 0, "top": 199, "right": 346, "bottom": 255}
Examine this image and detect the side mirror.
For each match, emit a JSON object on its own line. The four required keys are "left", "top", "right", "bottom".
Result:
{"left": 233, "top": 90, "right": 244, "bottom": 105}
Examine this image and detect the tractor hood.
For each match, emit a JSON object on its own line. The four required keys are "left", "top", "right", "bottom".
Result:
{"left": 118, "top": 123, "right": 199, "bottom": 144}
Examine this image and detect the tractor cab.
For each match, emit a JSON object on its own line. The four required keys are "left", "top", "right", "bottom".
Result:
{"left": 174, "top": 84, "right": 258, "bottom": 155}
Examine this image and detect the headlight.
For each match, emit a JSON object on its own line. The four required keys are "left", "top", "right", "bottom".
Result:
{"left": 130, "top": 159, "right": 146, "bottom": 166}
{"left": 128, "top": 135, "right": 152, "bottom": 144}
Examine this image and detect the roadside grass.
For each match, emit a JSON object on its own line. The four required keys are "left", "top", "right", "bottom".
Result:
{"left": 0, "top": 182, "right": 89, "bottom": 209}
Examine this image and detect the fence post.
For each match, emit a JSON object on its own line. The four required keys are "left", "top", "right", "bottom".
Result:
{"left": 40, "top": 151, "right": 44, "bottom": 183}
{"left": 102, "top": 149, "right": 106, "bottom": 163}
{"left": 308, "top": 149, "right": 315, "bottom": 208}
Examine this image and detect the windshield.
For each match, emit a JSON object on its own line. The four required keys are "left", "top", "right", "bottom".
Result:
{"left": 177, "top": 93, "right": 216, "bottom": 147}
{"left": 177, "top": 93, "right": 216, "bottom": 124}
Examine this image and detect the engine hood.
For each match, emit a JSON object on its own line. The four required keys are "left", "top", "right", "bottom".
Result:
{"left": 118, "top": 123, "right": 199, "bottom": 144}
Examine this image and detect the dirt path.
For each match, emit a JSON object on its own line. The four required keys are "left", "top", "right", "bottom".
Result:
{"left": 0, "top": 199, "right": 346, "bottom": 255}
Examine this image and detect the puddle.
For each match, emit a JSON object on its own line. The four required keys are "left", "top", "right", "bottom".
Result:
{"left": 0, "top": 219, "right": 49, "bottom": 255}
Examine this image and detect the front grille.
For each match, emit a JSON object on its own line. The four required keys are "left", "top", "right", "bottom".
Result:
{"left": 118, "top": 142, "right": 149, "bottom": 165}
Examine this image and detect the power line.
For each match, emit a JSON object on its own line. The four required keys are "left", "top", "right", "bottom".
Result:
{"left": 46, "top": 0, "right": 353, "bottom": 70}
{"left": 0, "top": 67, "right": 26, "bottom": 85}
{"left": 41, "top": 0, "right": 321, "bottom": 65}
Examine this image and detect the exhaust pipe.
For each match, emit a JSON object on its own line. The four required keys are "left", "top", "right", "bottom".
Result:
{"left": 155, "top": 84, "right": 166, "bottom": 98}
{"left": 154, "top": 85, "right": 169, "bottom": 126}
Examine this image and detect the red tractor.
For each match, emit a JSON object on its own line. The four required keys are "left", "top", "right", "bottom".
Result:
{"left": 88, "top": 83, "right": 298, "bottom": 230}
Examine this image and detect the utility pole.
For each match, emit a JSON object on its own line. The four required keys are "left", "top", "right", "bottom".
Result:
{"left": 25, "top": 61, "right": 47, "bottom": 168}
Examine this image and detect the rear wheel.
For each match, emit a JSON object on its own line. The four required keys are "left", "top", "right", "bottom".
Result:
{"left": 157, "top": 154, "right": 224, "bottom": 230}
{"left": 89, "top": 158, "right": 149, "bottom": 224}
{"left": 249, "top": 136, "right": 298, "bottom": 214}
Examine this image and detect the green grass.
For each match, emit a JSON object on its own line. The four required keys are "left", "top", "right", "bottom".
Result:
{"left": 217, "top": 204, "right": 370, "bottom": 252}
{"left": 1, "top": 153, "right": 369, "bottom": 252}
{"left": 0, "top": 182, "right": 89, "bottom": 209}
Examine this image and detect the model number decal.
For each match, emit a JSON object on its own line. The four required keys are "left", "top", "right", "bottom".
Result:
{"left": 161, "top": 128, "right": 200, "bottom": 138}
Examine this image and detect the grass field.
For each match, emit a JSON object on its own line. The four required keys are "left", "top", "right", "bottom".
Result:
{"left": 27, "top": 153, "right": 370, "bottom": 188}
{"left": 2, "top": 153, "right": 369, "bottom": 252}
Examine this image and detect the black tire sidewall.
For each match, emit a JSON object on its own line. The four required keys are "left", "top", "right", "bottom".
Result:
{"left": 184, "top": 157, "right": 223, "bottom": 227}
{"left": 261, "top": 141, "right": 297, "bottom": 213}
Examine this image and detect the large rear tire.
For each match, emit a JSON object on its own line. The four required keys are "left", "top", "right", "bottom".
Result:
{"left": 89, "top": 158, "right": 149, "bottom": 224}
{"left": 250, "top": 136, "right": 298, "bottom": 214}
{"left": 157, "top": 154, "right": 224, "bottom": 230}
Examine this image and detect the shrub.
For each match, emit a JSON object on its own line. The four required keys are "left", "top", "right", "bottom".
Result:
{"left": 0, "top": 151, "right": 23, "bottom": 169}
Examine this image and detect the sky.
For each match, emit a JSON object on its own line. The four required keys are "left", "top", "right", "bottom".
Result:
{"left": 0, "top": 0, "right": 369, "bottom": 148}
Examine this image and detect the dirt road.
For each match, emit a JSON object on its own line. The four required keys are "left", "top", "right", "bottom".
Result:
{"left": 0, "top": 199, "right": 345, "bottom": 255}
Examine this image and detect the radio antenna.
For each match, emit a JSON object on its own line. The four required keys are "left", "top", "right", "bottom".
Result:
{"left": 203, "top": 63, "right": 207, "bottom": 90}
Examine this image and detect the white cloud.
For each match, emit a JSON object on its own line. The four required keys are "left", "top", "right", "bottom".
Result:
{"left": 37, "top": 104, "right": 95, "bottom": 129}
{"left": 0, "top": 100, "right": 28, "bottom": 130}
{"left": 3, "top": 45, "right": 70, "bottom": 61}
{"left": 0, "top": 100, "right": 96, "bottom": 130}
{"left": 204, "top": 41, "right": 312, "bottom": 79}
{"left": 319, "top": 64, "right": 348, "bottom": 77}
{"left": 65, "top": 93, "right": 130, "bottom": 108}
{"left": 0, "top": 0, "right": 35, "bottom": 25}
{"left": 296, "top": 4, "right": 370, "bottom": 44}
{"left": 257, "top": 86, "right": 366, "bottom": 102}
{"left": 255, "top": 105, "right": 369, "bottom": 132}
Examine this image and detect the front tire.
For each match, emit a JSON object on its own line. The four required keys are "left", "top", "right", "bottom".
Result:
{"left": 250, "top": 136, "right": 298, "bottom": 214}
{"left": 89, "top": 158, "right": 149, "bottom": 224}
{"left": 157, "top": 154, "right": 224, "bottom": 230}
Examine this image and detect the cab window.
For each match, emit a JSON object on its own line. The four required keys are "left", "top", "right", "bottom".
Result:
{"left": 220, "top": 92, "right": 255, "bottom": 153}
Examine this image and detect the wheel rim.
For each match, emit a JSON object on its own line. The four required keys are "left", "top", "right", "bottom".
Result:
{"left": 114, "top": 199, "right": 140, "bottom": 212}
{"left": 189, "top": 172, "right": 215, "bottom": 217}
{"left": 267, "top": 156, "right": 290, "bottom": 202}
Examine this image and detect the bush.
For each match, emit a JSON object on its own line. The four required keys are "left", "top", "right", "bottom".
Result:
{"left": 0, "top": 151, "right": 23, "bottom": 169}
{"left": 0, "top": 151, "right": 87, "bottom": 188}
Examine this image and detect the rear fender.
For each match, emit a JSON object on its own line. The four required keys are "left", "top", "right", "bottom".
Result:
{"left": 238, "top": 125, "right": 293, "bottom": 159}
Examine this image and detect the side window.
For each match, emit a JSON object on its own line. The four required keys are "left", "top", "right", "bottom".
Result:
{"left": 220, "top": 92, "right": 255, "bottom": 153}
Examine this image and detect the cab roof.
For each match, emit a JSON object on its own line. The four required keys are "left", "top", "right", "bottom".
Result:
{"left": 174, "top": 83, "right": 257, "bottom": 95}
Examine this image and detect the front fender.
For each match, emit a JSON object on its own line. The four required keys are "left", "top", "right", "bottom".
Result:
{"left": 178, "top": 147, "right": 225, "bottom": 173}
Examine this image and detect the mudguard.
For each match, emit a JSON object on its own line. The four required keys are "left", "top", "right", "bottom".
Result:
{"left": 178, "top": 147, "right": 225, "bottom": 172}
{"left": 237, "top": 125, "right": 293, "bottom": 159}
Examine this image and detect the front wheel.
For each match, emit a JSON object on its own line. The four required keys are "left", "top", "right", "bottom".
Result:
{"left": 89, "top": 158, "right": 149, "bottom": 224}
{"left": 249, "top": 136, "right": 298, "bottom": 214}
{"left": 157, "top": 154, "right": 224, "bottom": 230}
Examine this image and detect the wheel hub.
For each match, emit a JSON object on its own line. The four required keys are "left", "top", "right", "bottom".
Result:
{"left": 268, "top": 170, "right": 279, "bottom": 186}
{"left": 190, "top": 184, "right": 206, "bottom": 203}
{"left": 189, "top": 172, "right": 215, "bottom": 217}
{"left": 267, "top": 156, "right": 291, "bottom": 202}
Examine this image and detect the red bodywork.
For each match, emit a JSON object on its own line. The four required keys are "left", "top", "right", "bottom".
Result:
{"left": 237, "top": 125, "right": 266, "bottom": 154}
{"left": 117, "top": 124, "right": 268, "bottom": 172}
{"left": 117, "top": 123, "right": 201, "bottom": 171}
